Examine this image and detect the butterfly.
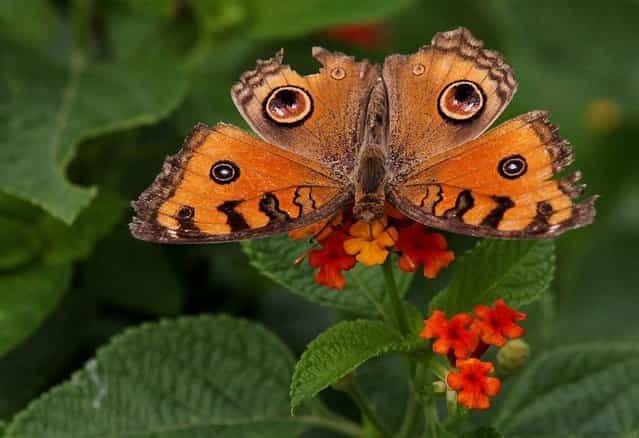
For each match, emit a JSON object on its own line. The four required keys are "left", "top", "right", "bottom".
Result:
{"left": 130, "top": 28, "right": 596, "bottom": 244}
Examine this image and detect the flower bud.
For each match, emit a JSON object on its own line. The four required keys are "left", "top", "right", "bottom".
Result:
{"left": 497, "top": 339, "right": 530, "bottom": 375}
{"left": 432, "top": 380, "right": 447, "bottom": 394}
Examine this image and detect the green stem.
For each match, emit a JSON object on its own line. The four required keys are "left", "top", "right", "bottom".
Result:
{"left": 347, "top": 385, "right": 392, "bottom": 438}
{"left": 424, "top": 403, "right": 440, "bottom": 438}
{"left": 397, "top": 389, "right": 420, "bottom": 438}
{"left": 382, "top": 259, "right": 411, "bottom": 336}
{"left": 399, "top": 360, "right": 430, "bottom": 437}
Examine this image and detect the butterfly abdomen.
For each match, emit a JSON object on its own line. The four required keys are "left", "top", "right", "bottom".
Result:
{"left": 354, "top": 144, "right": 387, "bottom": 222}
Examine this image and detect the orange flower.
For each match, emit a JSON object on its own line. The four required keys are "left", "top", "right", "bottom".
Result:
{"left": 447, "top": 358, "right": 501, "bottom": 410}
{"left": 473, "top": 299, "right": 527, "bottom": 347}
{"left": 343, "top": 217, "right": 398, "bottom": 266}
{"left": 395, "top": 223, "right": 455, "bottom": 279}
{"left": 421, "top": 310, "right": 478, "bottom": 359}
{"left": 308, "top": 230, "right": 357, "bottom": 290}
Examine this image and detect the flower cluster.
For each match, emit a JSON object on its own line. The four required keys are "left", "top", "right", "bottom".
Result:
{"left": 421, "top": 299, "right": 527, "bottom": 410}
{"left": 290, "top": 204, "right": 455, "bottom": 290}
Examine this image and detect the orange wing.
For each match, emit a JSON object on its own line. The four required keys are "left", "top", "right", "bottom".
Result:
{"left": 231, "top": 48, "right": 379, "bottom": 177}
{"left": 389, "top": 112, "right": 596, "bottom": 239}
{"left": 383, "top": 27, "right": 517, "bottom": 174}
{"left": 131, "top": 124, "right": 350, "bottom": 243}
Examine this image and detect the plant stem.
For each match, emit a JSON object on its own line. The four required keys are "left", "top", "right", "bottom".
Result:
{"left": 397, "top": 389, "right": 420, "bottom": 438}
{"left": 425, "top": 403, "right": 440, "bottom": 438}
{"left": 382, "top": 259, "right": 411, "bottom": 336}
{"left": 397, "top": 360, "right": 428, "bottom": 438}
{"left": 347, "top": 385, "right": 393, "bottom": 438}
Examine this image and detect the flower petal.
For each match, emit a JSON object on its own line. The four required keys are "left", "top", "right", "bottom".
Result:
{"left": 484, "top": 377, "right": 501, "bottom": 396}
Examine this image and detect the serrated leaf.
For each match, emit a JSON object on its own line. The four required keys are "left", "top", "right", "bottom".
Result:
{"left": 247, "top": 0, "right": 415, "bottom": 39}
{"left": 0, "top": 43, "right": 188, "bottom": 223}
{"left": 243, "top": 236, "right": 413, "bottom": 316}
{"left": 0, "top": 262, "right": 72, "bottom": 357}
{"left": 493, "top": 343, "right": 639, "bottom": 436}
{"left": 5, "top": 316, "right": 330, "bottom": 437}
{"left": 429, "top": 240, "right": 555, "bottom": 314}
{"left": 290, "top": 319, "right": 424, "bottom": 411}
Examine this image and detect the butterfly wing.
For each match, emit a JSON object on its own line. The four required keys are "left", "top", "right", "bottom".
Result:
{"left": 131, "top": 124, "right": 350, "bottom": 243}
{"left": 231, "top": 48, "right": 380, "bottom": 177}
{"left": 388, "top": 111, "right": 596, "bottom": 238}
{"left": 382, "top": 27, "right": 517, "bottom": 174}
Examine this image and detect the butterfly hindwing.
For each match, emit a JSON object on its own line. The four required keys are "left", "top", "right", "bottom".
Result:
{"left": 131, "top": 124, "right": 350, "bottom": 243}
{"left": 389, "top": 111, "right": 596, "bottom": 238}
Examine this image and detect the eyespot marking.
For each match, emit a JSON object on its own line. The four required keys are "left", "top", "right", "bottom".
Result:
{"left": 330, "top": 67, "right": 346, "bottom": 80}
{"left": 498, "top": 154, "right": 528, "bottom": 179}
{"left": 412, "top": 63, "right": 425, "bottom": 76}
{"left": 264, "top": 86, "right": 313, "bottom": 125}
{"left": 177, "top": 205, "right": 194, "bottom": 220}
{"left": 438, "top": 80, "right": 485, "bottom": 122}
{"left": 210, "top": 160, "right": 240, "bottom": 184}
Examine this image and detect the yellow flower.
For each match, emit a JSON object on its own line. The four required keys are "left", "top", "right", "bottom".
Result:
{"left": 343, "top": 217, "right": 398, "bottom": 266}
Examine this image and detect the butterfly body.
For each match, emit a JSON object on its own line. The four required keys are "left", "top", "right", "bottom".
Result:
{"left": 131, "top": 28, "right": 596, "bottom": 244}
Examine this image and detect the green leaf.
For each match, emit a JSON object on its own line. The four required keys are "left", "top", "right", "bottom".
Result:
{"left": 0, "top": 44, "right": 188, "bottom": 223}
{"left": 243, "top": 236, "right": 413, "bottom": 316}
{"left": 39, "top": 190, "right": 127, "bottom": 264}
{"left": 0, "top": 217, "right": 41, "bottom": 270}
{"left": 0, "top": 0, "right": 56, "bottom": 48}
{"left": 494, "top": 343, "right": 639, "bottom": 436}
{"left": 5, "top": 316, "right": 330, "bottom": 437}
{"left": 0, "top": 191, "right": 123, "bottom": 356}
{"left": 0, "top": 262, "right": 72, "bottom": 357}
{"left": 290, "top": 319, "right": 424, "bottom": 411}
{"left": 429, "top": 240, "right": 555, "bottom": 314}
{"left": 126, "top": 0, "right": 176, "bottom": 17}
{"left": 247, "top": 0, "right": 416, "bottom": 39}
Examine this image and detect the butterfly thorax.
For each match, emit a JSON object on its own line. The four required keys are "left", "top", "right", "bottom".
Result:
{"left": 353, "top": 79, "right": 388, "bottom": 222}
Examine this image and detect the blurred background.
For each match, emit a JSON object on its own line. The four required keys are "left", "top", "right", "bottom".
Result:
{"left": 1, "top": 0, "right": 638, "bottom": 426}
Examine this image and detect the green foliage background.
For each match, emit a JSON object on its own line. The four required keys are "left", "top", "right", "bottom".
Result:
{"left": 0, "top": 0, "right": 638, "bottom": 436}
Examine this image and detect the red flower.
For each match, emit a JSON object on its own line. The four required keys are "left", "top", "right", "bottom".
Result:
{"left": 421, "top": 310, "right": 478, "bottom": 359}
{"left": 308, "top": 229, "right": 357, "bottom": 290}
{"left": 322, "top": 22, "right": 386, "bottom": 49}
{"left": 395, "top": 223, "right": 455, "bottom": 279}
{"left": 473, "top": 299, "right": 527, "bottom": 347}
{"left": 447, "top": 358, "right": 501, "bottom": 410}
